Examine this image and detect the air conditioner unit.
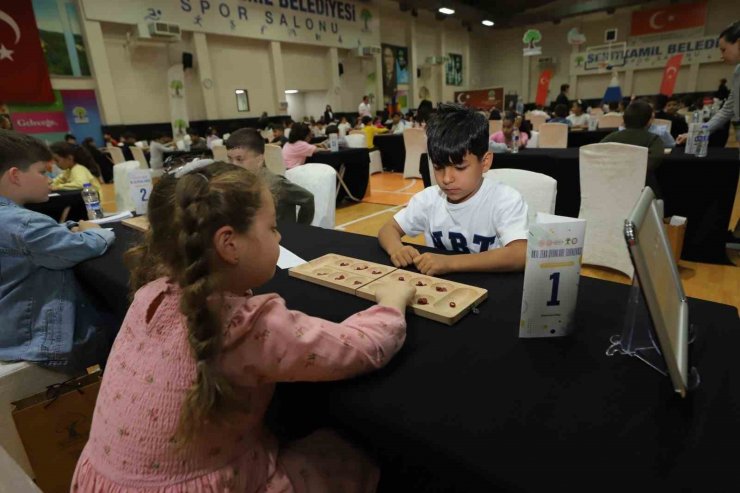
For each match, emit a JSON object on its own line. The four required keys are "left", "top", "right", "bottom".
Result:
{"left": 425, "top": 56, "right": 449, "bottom": 65}
{"left": 137, "top": 22, "right": 181, "bottom": 41}
{"left": 356, "top": 46, "right": 381, "bottom": 57}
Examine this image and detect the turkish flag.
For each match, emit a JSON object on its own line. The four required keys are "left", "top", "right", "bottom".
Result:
{"left": 631, "top": 2, "right": 707, "bottom": 36}
{"left": 0, "top": 1, "right": 54, "bottom": 103}
{"left": 659, "top": 54, "right": 683, "bottom": 96}
{"left": 535, "top": 69, "right": 553, "bottom": 107}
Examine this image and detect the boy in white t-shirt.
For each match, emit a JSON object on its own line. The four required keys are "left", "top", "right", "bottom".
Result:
{"left": 378, "top": 104, "right": 528, "bottom": 275}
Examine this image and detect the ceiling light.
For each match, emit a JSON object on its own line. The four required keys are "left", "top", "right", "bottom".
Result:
{"left": 438, "top": 7, "right": 455, "bottom": 15}
{"left": 235, "top": 89, "right": 245, "bottom": 94}
{"left": 284, "top": 89, "right": 299, "bottom": 94}
{"left": 482, "top": 20, "right": 494, "bottom": 27}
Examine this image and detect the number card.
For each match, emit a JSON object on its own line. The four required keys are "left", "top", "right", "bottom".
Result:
{"left": 127, "top": 170, "right": 153, "bottom": 215}
{"left": 519, "top": 213, "right": 586, "bottom": 338}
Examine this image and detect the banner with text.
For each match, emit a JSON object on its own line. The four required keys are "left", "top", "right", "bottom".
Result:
{"left": 453, "top": 88, "right": 504, "bottom": 111}
{"left": 81, "top": 0, "right": 380, "bottom": 49}
{"left": 570, "top": 36, "right": 721, "bottom": 75}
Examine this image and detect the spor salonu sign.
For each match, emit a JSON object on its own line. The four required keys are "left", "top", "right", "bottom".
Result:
{"left": 81, "top": 0, "right": 380, "bottom": 48}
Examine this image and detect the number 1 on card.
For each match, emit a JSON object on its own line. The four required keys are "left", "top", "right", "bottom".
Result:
{"left": 547, "top": 272, "right": 561, "bottom": 307}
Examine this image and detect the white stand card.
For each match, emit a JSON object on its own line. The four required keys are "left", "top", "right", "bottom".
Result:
{"left": 519, "top": 213, "right": 587, "bottom": 338}
{"left": 127, "top": 170, "right": 153, "bottom": 215}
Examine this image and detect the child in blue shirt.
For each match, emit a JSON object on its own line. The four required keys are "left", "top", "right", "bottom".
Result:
{"left": 0, "top": 130, "right": 115, "bottom": 371}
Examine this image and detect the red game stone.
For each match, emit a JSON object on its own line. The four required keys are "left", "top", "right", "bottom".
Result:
{"left": 398, "top": 276, "right": 405, "bottom": 281}
{"left": 417, "top": 297, "right": 428, "bottom": 305}
{"left": 416, "top": 281, "right": 426, "bottom": 286}
{"left": 356, "top": 265, "right": 368, "bottom": 270}
{"left": 335, "top": 275, "right": 345, "bottom": 280}
{"left": 449, "top": 301, "right": 456, "bottom": 308}
{"left": 353, "top": 281, "right": 362, "bottom": 285}
{"left": 435, "top": 286, "right": 448, "bottom": 292}
{"left": 340, "top": 262, "right": 349, "bottom": 266}
{"left": 372, "top": 270, "right": 382, "bottom": 274}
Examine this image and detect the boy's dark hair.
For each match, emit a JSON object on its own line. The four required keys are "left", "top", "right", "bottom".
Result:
{"left": 64, "top": 133, "right": 76, "bottom": 142}
{"left": 719, "top": 21, "right": 740, "bottom": 43}
{"left": 608, "top": 101, "right": 619, "bottom": 111}
{"left": 325, "top": 124, "right": 338, "bottom": 135}
{"left": 502, "top": 111, "right": 516, "bottom": 122}
{"left": 392, "top": 112, "right": 402, "bottom": 118}
{"left": 288, "top": 123, "right": 310, "bottom": 143}
{"left": 270, "top": 123, "right": 284, "bottom": 132}
{"left": 152, "top": 131, "right": 165, "bottom": 141}
{"left": 560, "top": 84, "right": 570, "bottom": 92}
{"left": 623, "top": 100, "right": 653, "bottom": 129}
{"left": 225, "top": 128, "right": 264, "bottom": 154}
{"left": 186, "top": 127, "right": 199, "bottom": 136}
{"left": 123, "top": 132, "right": 136, "bottom": 141}
{"left": 654, "top": 94, "right": 668, "bottom": 111}
{"left": 554, "top": 104, "right": 568, "bottom": 118}
{"left": 49, "top": 141, "right": 102, "bottom": 177}
{"left": 0, "top": 130, "right": 53, "bottom": 176}
{"left": 426, "top": 103, "right": 488, "bottom": 166}
{"left": 361, "top": 116, "right": 372, "bottom": 125}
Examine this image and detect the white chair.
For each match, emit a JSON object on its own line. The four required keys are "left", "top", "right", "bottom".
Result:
{"left": 0, "top": 362, "right": 71, "bottom": 477}
{"left": 260, "top": 129, "right": 273, "bottom": 142}
{"left": 114, "top": 161, "right": 147, "bottom": 212}
{"left": 653, "top": 118, "right": 672, "bottom": 133}
{"left": 129, "top": 146, "right": 149, "bottom": 170}
{"left": 528, "top": 130, "right": 540, "bottom": 148}
{"left": 106, "top": 146, "right": 125, "bottom": 165}
{"left": 209, "top": 138, "right": 224, "bottom": 148}
{"left": 345, "top": 133, "right": 367, "bottom": 149}
{"left": 579, "top": 143, "right": 648, "bottom": 278}
{"left": 488, "top": 120, "right": 503, "bottom": 135}
{"left": 369, "top": 150, "right": 383, "bottom": 175}
{"left": 485, "top": 168, "right": 557, "bottom": 225}
{"left": 285, "top": 163, "right": 336, "bottom": 229}
{"left": 589, "top": 107, "right": 604, "bottom": 117}
{"left": 538, "top": 123, "right": 569, "bottom": 148}
{"left": 175, "top": 139, "right": 186, "bottom": 151}
{"left": 264, "top": 144, "right": 286, "bottom": 176}
{"left": 529, "top": 114, "right": 548, "bottom": 131}
{"left": 402, "top": 128, "right": 427, "bottom": 179}
{"left": 212, "top": 144, "right": 228, "bottom": 162}
{"left": 598, "top": 114, "right": 624, "bottom": 129}
{"left": 0, "top": 444, "right": 42, "bottom": 492}
{"left": 134, "top": 140, "right": 147, "bottom": 148}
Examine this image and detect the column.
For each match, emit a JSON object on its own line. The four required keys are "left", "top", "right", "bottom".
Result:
{"left": 687, "top": 63, "right": 700, "bottom": 93}
{"left": 408, "top": 17, "right": 418, "bottom": 109}
{"left": 269, "top": 41, "right": 287, "bottom": 114}
{"left": 439, "top": 27, "right": 447, "bottom": 103}
{"left": 624, "top": 69, "right": 635, "bottom": 97}
{"left": 327, "top": 47, "right": 341, "bottom": 111}
{"left": 77, "top": 14, "right": 120, "bottom": 124}
{"left": 374, "top": 51, "right": 383, "bottom": 113}
{"left": 521, "top": 56, "right": 530, "bottom": 104}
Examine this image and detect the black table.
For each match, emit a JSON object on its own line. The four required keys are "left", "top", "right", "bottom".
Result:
{"left": 373, "top": 134, "right": 405, "bottom": 172}
{"left": 491, "top": 147, "right": 739, "bottom": 264}
{"left": 75, "top": 222, "right": 740, "bottom": 492}
{"left": 308, "top": 147, "right": 370, "bottom": 202}
{"left": 567, "top": 129, "right": 612, "bottom": 148}
{"left": 26, "top": 190, "right": 88, "bottom": 222}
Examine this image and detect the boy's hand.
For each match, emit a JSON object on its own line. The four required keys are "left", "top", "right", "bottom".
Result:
{"left": 374, "top": 281, "right": 416, "bottom": 313}
{"left": 413, "top": 252, "right": 454, "bottom": 276}
{"left": 390, "top": 245, "right": 420, "bottom": 268}
{"left": 676, "top": 133, "right": 688, "bottom": 145}
{"left": 76, "top": 221, "right": 101, "bottom": 231}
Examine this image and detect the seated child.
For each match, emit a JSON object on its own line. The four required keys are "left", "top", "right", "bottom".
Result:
{"left": 281, "top": 122, "right": 327, "bottom": 169}
{"left": 73, "top": 162, "right": 415, "bottom": 491}
{"left": 490, "top": 112, "right": 529, "bottom": 150}
{"left": 269, "top": 124, "right": 288, "bottom": 146}
{"left": 379, "top": 104, "right": 528, "bottom": 275}
{"left": 361, "top": 115, "right": 388, "bottom": 148}
{"left": 547, "top": 104, "right": 572, "bottom": 126}
{"left": 226, "top": 128, "right": 315, "bottom": 225}
{"left": 0, "top": 130, "right": 115, "bottom": 371}
{"left": 324, "top": 124, "right": 348, "bottom": 148}
{"left": 49, "top": 141, "right": 104, "bottom": 195}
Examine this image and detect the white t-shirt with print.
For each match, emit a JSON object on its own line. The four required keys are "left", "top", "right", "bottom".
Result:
{"left": 567, "top": 113, "right": 590, "bottom": 127}
{"left": 394, "top": 179, "right": 528, "bottom": 253}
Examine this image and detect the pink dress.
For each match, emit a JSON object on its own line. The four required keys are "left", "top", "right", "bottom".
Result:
{"left": 490, "top": 131, "right": 529, "bottom": 148}
{"left": 72, "top": 278, "right": 406, "bottom": 492}
{"left": 282, "top": 141, "right": 317, "bottom": 169}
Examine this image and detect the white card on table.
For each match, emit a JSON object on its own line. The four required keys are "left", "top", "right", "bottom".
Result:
{"left": 519, "top": 213, "right": 587, "bottom": 338}
{"left": 278, "top": 246, "right": 307, "bottom": 269}
{"left": 127, "top": 170, "right": 153, "bottom": 215}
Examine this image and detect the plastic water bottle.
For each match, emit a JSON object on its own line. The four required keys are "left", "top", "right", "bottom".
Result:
{"left": 511, "top": 129, "right": 520, "bottom": 154}
{"left": 81, "top": 183, "right": 104, "bottom": 220}
{"left": 516, "top": 99, "right": 524, "bottom": 115}
{"left": 695, "top": 124, "right": 709, "bottom": 158}
{"left": 329, "top": 133, "right": 339, "bottom": 152}
{"left": 685, "top": 111, "right": 702, "bottom": 155}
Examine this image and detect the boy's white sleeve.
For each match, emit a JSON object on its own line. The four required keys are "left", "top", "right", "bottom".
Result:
{"left": 494, "top": 186, "right": 529, "bottom": 246}
{"left": 393, "top": 189, "right": 430, "bottom": 237}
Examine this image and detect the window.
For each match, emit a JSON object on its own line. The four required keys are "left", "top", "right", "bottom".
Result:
{"left": 235, "top": 89, "right": 249, "bottom": 112}
{"left": 33, "top": 0, "right": 91, "bottom": 76}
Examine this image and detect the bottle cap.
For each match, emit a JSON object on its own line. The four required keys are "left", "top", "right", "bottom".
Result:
{"left": 83, "top": 183, "right": 91, "bottom": 187}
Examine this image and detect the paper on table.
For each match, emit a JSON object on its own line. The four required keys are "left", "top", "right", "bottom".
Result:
{"left": 48, "top": 193, "right": 60, "bottom": 197}
{"left": 278, "top": 245, "right": 306, "bottom": 269}
{"left": 89, "top": 210, "right": 133, "bottom": 224}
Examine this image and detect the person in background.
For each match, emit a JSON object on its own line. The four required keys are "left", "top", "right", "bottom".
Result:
{"left": 324, "top": 104, "right": 335, "bottom": 123}
{"left": 187, "top": 128, "right": 208, "bottom": 151}
{"left": 390, "top": 112, "right": 411, "bottom": 134}
{"left": 416, "top": 99, "right": 434, "bottom": 128}
{"left": 257, "top": 111, "right": 270, "bottom": 130}
{"left": 488, "top": 100, "right": 502, "bottom": 120}
{"left": 337, "top": 116, "right": 352, "bottom": 136}
{"left": 226, "top": 128, "right": 314, "bottom": 224}
{"left": 716, "top": 77, "right": 730, "bottom": 100}
{"left": 617, "top": 99, "right": 628, "bottom": 114}
{"left": 206, "top": 127, "right": 220, "bottom": 149}
{"left": 653, "top": 95, "right": 688, "bottom": 139}
{"left": 600, "top": 99, "right": 664, "bottom": 194}
{"left": 677, "top": 95, "right": 694, "bottom": 120}
{"left": 547, "top": 104, "right": 572, "bottom": 126}
{"left": 490, "top": 112, "right": 529, "bottom": 150}
{"left": 50, "top": 141, "right": 104, "bottom": 195}
{"left": 603, "top": 101, "right": 622, "bottom": 116}
{"left": 82, "top": 137, "right": 114, "bottom": 184}
{"left": 378, "top": 104, "right": 528, "bottom": 275}
{"left": 148, "top": 132, "right": 175, "bottom": 173}
{"left": 103, "top": 132, "right": 118, "bottom": 147}
{"left": 0, "top": 130, "right": 115, "bottom": 371}
{"left": 65, "top": 133, "right": 77, "bottom": 145}
{"left": 555, "top": 84, "right": 570, "bottom": 110}
{"left": 120, "top": 132, "right": 137, "bottom": 161}
{"left": 324, "top": 124, "right": 348, "bottom": 147}
{"left": 73, "top": 161, "right": 415, "bottom": 492}
{"left": 358, "top": 95, "right": 372, "bottom": 118}
{"left": 514, "top": 114, "right": 533, "bottom": 139}
{"left": 313, "top": 120, "right": 326, "bottom": 137}
{"left": 281, "top": 122, "right": 328, "bottom": 169}
{"left": 361, "top": 115, "right": 388, "bottom": 148}
{"left": 270, "top": 124, "right": 288, "bottom": 146}
{"left": 373, "top": 116, "right": 385, "bottom": 128}
{"left": 567, "top": 101, "right": 590, "bottom": 129}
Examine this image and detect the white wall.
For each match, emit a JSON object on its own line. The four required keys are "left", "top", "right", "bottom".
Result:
{"left": 282, "top": 43, "right": 331, "bottom": 91}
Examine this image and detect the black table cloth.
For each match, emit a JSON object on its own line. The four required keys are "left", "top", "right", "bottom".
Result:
{"left": 75, "top": 222, "right": 740, "bottom": 492}
{"left": 373, "top": 134, "right": 405, "bottom": 172}
{"left": 307, "top": 147, "right": 370, "bottom": 202}
{"left": 26, "top": 190, "right": 88, "bottom": 222}
{"left": 566, "top": 129, "right": 612, "bottom": 148}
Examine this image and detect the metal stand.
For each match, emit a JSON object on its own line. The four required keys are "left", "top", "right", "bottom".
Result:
{"left": 335, "top": 164, "right": 362, "bottom": 202}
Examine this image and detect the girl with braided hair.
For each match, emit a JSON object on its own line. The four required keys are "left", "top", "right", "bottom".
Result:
{"left": 72, "top": 161, "right": 416, "bottom": 492}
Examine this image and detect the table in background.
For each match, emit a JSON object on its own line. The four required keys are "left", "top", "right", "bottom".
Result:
{"left": 26, "top": 190, "right": 87, "bottom": 222}
{"left": 75, "top": 222, "right": 740, "bottom": 492}
{"left": 307, "top": 147, "right": 370, "bottom": 202}
{"left": 566, "top": 128, "right": 612, "bottom": 147}
{"left": 373, "top": 134, "right": 405, "bottom": 172}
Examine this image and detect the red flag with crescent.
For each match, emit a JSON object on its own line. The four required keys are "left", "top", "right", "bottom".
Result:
{"left": 0, "top": 0, "right": 54, "bottom": 103}
{"left": 535, "top": 69, "right": 553, "bottom": 107}
{"left": 630, "top": 2, "right": 706, "bottom": 36}
{"left": 659, "top": 54, "right": 683, "bottom": 97}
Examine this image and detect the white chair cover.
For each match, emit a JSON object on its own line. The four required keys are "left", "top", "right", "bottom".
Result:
{"left": 114, "top": 161, "right": 147, "bottom": 212}
{"left": 0, "top": 444, "right": 42, "bottom": 492}
{"left": 579, "top": 143, "right": 648, "bottom": 278}
{"left": 134, "top": 141, "right": 147, "bottom": 148}
{"left": 345, "top": 133, "right": 367, "bottom": 148}
{"left": 529, "top": 114, "right": 548, "bottom": 131}
{"left": 211, "top": 144, "right": 228, "bottom": 162}
{"left": 589, "top": 107, "right": 604, "bottom": 117}
{"left": 538, "top": 123, "right": 569, "bottom": 148}
{"left": 598, "top": 114, "right": 624, "bottom": 129}
{"left": 264, "top": 144, "right": 286, "bottom": 176}
{"left": 488, "top": 120, "right": 503, "bottom": 135}
{"left": 0, "top": 362, "right": 71, "bottom": 476}
{"left": 210, "top": 138, "right": 224, "bottom": 148}
{"left": 369, "top": 150, "right": 383, "bottom": 175}
{"left": 106, "top": 146, "right": 125, "bottom": 165}
{"left": 402, "top": 128, "right": 427, "bottom": 179}
{"left": 485, "top": 168, "right": 556, "bottom": 225}
{"left": 285, "top": 163, "right": 336, "bottom": 229}
{"left": 175, "top": 140, "right": 186, "bottom": 151}
{"left": 528, "top": 130, "right": 540, "bottom": 148}
{"left": 653, "top": 118, "right": 673, "bottom": 133}
{"left": 129, "top": 146, "right": 149, "bottom": 169}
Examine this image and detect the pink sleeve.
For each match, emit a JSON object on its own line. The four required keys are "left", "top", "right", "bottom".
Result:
{"left": 298, "top": 140, "right": 317, "bottom": 157}
{"left": 520, "top": 132, "right": 529, "bottom": 146}
{"left": 219, "top": 298, "right": 406, "bottom": 384}
{"left": 489, "top": 132, "right": 505, "bottom": 143}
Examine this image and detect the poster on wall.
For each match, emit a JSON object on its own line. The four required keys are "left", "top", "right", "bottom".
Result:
{"left": 445, "top": 54, "right": 463, "bottom": 86}
{"left": 167, "top": 65, "right": 189, "bottom": 139}
{"left": 453, "top": 88, "right": 504, "bottom": 112}
{"left": 61, "top": 90, "right": 102, "bottom": 144}
{"left": 381, "top": 44, "right": 409, "bottom": 100}
{"left": 33, "top": 0, "right": 91, "bottom": 76}
{"left": 523, "top": 29, "right": 543, "bottom": 56}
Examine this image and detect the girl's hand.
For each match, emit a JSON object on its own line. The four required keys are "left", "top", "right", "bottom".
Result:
{"left": 374, "top": 282, "right": 416, "bottom": 313}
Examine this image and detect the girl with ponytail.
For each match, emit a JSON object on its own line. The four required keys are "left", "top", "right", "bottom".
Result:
{"left": 74, "top": 161, "right": 416, "bottom": 492}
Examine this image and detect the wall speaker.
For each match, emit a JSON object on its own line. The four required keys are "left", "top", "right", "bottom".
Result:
{"left": 338, "top": 62, "right": 344, "bottom": 76}
{"left": 182, "top": 52, "right": 193, "bottom": 70}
